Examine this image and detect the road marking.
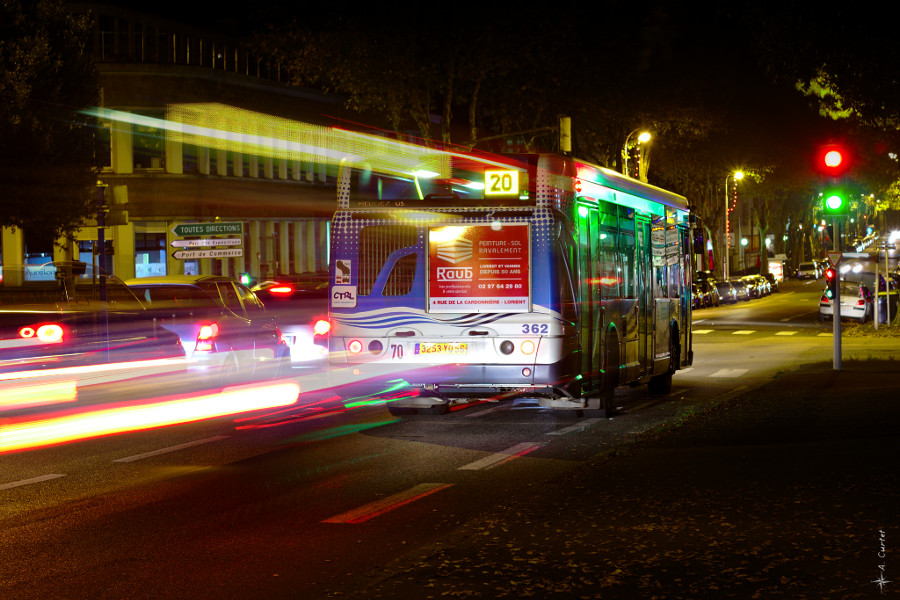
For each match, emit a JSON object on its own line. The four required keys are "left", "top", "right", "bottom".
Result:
{"left": 322, "top": 483, "right": 453, "bottom": 524}
{"left": 693, "top": 329, "right": 714, "bottom": 334}
{"left": 112, "top": 435, "right": 230, "bottom": 463}
{"left": 710, "top": 368, "right": 749, "bottom": 378}
{"left": 458, "top": 442, "right": 542, "bottom": 470}
{"left": 775, "top": 331, "right": 798, "bottom": 336}
{"left": 732, "top": 330, "right": 755, "bottom": 335}
{"left": 464, "top": 405, "right": 503, "bottom": 418}
{"left": 549, "top": 419, "right": 604, "bottom": 436}
{"left": 817, "top": 333, "right": 833, "bottom": 337}
{"left": 0, "top": 473, "right": 66, "bottom": 491}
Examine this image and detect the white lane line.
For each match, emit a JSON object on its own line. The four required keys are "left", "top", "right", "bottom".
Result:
{"left": 0, "top": 473, "right": 66, "bottom": 491}
{"left": 775, "top": 331, "right": 798, "bottom": 336}
{"left": 693, "top": 329, "right": 714, "bottom": 334}
{"left": 817, "top": 333, "right": 833, "bottom": 337}
{"left": 549, "top": 419, "right": 603, "bottom": 436}
{"left": 458, "top": 442, "right": 542, "bottom": 470}
{"left": 112, "top": 435, "right": 230, "bottom": 463}
{"left": 322, "top": 483, "right": 453, "bottom": 524}
{"left": 732, "top": 330, "right": 755, "bottom": 335}
{"left": 710, "top": 368, "right": 749, "bottom": 378}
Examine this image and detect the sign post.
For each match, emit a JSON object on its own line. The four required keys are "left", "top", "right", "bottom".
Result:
{"left": 831, "top": 224, "right": 841, "bottom": 371}
{"left": 172, "top": 222, "right": 243, "bottom": 237}
{"left": 170, "top": 222, "right": 244, "bottom": 263}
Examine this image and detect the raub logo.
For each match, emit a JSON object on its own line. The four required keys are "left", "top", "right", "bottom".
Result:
{"left": 437, "top": 267, "right": 473, "bottom": 281}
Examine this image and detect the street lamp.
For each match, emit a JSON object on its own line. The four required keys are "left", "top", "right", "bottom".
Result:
{"left": 623, "top": 130, "right": 651, "bottom": 178}
{"left": 723, "top": 170, "right": 744, "bottom": 280}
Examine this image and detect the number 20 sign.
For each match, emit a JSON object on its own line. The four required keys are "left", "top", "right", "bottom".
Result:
{"left": 484, "top": 170, "right": 519, "bottom": 196}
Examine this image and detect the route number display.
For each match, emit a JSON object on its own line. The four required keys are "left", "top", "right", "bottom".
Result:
{"left": 484, "top": 170, "right": 519, "bottom": 197}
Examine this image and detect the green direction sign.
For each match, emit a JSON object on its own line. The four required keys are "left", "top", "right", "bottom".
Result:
{"left": 172, "top": 222, "right": 243, "bottom": 237}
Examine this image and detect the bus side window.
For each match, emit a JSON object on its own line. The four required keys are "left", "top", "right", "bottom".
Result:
{"left": 620, "top": 232, "right": 635, "bottom": 298}
{"left": 556, "top": 223, "right": 578, "bottom": 323}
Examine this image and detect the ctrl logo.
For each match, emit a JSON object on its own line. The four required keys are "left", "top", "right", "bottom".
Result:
{"left": 331, "top": 285, "right": 357, "bottom": 308}
{"left": 437, "top": 266, "right": 473, "bottom": 281}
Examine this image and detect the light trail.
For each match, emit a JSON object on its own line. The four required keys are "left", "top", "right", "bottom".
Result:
{"left": 0, "top": 380, "right": 299, "bottom": 454}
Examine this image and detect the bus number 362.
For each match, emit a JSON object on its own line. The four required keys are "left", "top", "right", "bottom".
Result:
{"left": 522, "top": 324, "right": 549, "bottom": 334}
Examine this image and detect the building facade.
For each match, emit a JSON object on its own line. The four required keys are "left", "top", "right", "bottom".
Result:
{"left": 2, "top": 3, "right": 341, "bottom": 284}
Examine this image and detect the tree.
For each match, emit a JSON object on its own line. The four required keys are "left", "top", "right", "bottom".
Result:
{"left": 0, "top": 0, "right": 100, "bottom": 246}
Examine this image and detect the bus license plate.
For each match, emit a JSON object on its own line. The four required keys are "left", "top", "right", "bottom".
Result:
{"left": 416, "top": 342, "right": 468, "bottom": 355}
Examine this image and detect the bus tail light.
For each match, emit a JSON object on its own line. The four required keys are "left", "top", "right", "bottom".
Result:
{"left": 522, "top": 367, "right": 532, "bottom": 377}
{"left": 348, "top": 339, "right": 363, "bottom": 354}
{"left": 521, "top": 340, "right": 536, "bottom": 355}
{"left": 195, "top": 323, "right": 220, "bottom": 352}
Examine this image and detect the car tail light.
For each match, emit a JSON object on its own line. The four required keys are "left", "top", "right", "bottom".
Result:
{"left": 820, "top": 295, "right": 830, "bottom": 304}
{"left": 269, "top": 284, "right": 293, "bottom": 296}
{"left": 196, "top": 322, "right": 220, "bottom": 352}
{"left": 856, "top": 299, "right": 865, "bottom": 306}
{"left": 18, "top": 323, "right": 65, "bottom": 343}
{"left": 313, "top": 319, "right": 330, "bottom": 336}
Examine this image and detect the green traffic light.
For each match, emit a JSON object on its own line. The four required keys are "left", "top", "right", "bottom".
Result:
{"left": 825, "top": 194, "right": 844, "bottom": 210}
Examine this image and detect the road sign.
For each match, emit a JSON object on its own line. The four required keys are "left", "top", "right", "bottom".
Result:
{"left": 171, "top": 238, "right": 242, "bottom": 248}
{"left": 172, "top": 248, "right": 244, "bottom": 260}
{"left": 172, "top": 222, "right": 243, "bottom": 237}
{"left": 826, "top": 251, "right": 842, "bottom": 267}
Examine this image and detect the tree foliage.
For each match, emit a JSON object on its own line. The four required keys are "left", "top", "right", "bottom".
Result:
{"left": 0, "top": 0, "right": 100, "bottom": 245}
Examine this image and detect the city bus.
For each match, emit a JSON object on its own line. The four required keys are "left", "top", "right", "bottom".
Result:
{"left": 327, "top": 152, "right": 693, "bottom": 415}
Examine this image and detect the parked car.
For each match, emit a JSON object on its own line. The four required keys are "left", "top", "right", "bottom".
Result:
{"left": 251, "top": 274, "right": 330, "bottom": 366}
{"left": 696, "top": 280, "right": 719, "bottom": 307}
{"left": 691, "top": 283, "right": 707, "bottom": 309}
{"left": 1, "top": 262, "right": 185, "bottom": 377}
{"left": 762, "top": 273, "right": 779, "bottom": 292}
{"left": 125, "top": 275, "right": 291, "bottom": 384}
{"left": 796, "top": 261, "right": 819, "bottom": 280}
{"left": 818, "top": 281, "right": 874, "bottom": 323}
{"left": 714, "top": 280, "right": 738, "bottom": 304}
{"left": 695, "top": 270, "right": 719, "bottom": 285}
{"left": 729, "top": 279, "right": 752, "bottom": 301}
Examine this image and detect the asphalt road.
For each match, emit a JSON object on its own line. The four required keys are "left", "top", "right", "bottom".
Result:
{"left": 1, "top": 280, "right": 897, "bottom": 599}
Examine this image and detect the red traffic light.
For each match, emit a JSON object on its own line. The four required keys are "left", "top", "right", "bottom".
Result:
{"left": 825, "top": 267, "right": 836, "bottom": 281}
{"left": 815, "top": 143, "right": 851, "bottom": 177}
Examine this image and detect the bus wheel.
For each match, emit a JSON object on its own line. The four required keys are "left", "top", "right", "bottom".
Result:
{"left": 648, "top": 339, "right": 678, "bottom": 395}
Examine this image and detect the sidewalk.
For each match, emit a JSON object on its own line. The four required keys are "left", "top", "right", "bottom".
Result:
{"left": 345, "top": 356, "right": 900, "bottom": 599}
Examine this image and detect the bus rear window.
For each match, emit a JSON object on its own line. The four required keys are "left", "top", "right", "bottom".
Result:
{"left": 358, "top": 225, "right": 418, "bottom": 296}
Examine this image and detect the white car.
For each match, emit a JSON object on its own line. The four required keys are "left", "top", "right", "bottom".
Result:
{"left": 818, "top": 282, "right": 874, "bottom": 323}
{"left": 796, "top": 262, "right": 820, "bottom": 279}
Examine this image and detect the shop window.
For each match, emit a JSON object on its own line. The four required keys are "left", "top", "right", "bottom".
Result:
{"left": 135, "top": 232, "right": 166, "bottom": 278}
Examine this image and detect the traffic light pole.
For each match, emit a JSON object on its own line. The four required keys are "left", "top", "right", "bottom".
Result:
{"left": 832, "top": 218, "right": 841, "bottom": 371}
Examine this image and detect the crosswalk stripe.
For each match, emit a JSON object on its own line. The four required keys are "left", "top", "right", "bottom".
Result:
{"left": 710, "top": 368, "right": 749, "bottom": 378}
{"left": 774, "top": 331, "right": 798, "bottom": 336}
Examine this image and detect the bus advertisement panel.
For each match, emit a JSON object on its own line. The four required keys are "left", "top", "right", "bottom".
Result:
{"left": 428, "top": 224, "right": 530, "bottom": 313}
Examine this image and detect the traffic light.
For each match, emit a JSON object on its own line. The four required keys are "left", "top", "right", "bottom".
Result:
{"left": 824, "top": 267, "right": 838, "bottom": 300}
{"left": 815, "top": 143, "right": 851, "bottom": 177}
{"left": 822, "top": 186, "right": 848, "bottom": 216}
{"left": 816, "top": 143, "right": 851, "bottom": 216}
